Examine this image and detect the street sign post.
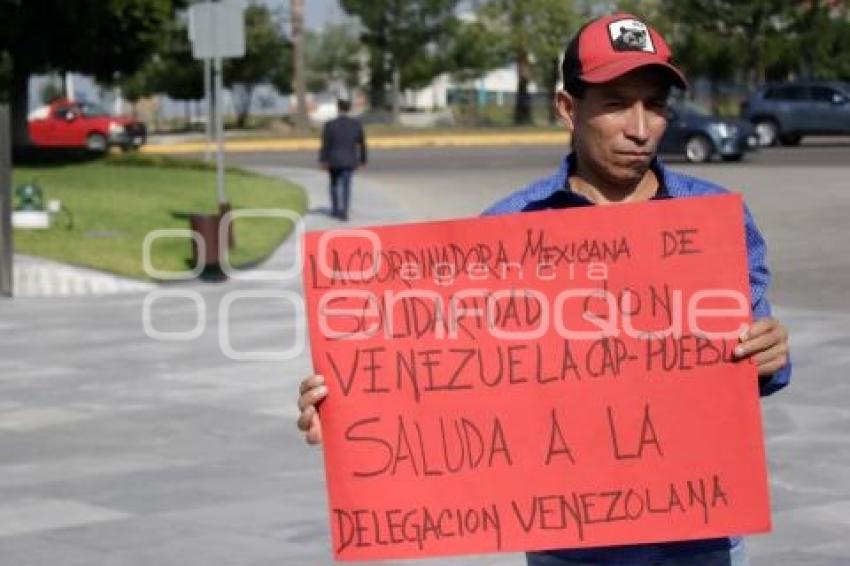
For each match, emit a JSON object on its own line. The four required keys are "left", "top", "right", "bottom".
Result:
{"left": 189, "top": 1, "right": 246, "bottom": 61}
{"left": 188, "top": 0, "right": 246, "bottom": 207}
{"left": 0, "top": 105, "right": 13, "bottom": 297}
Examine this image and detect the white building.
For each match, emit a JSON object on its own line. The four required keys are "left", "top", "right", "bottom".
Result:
{"left": 400, "top": 63, "right": 541, "bottom": 112}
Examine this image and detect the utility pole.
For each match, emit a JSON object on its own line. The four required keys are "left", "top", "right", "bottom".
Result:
{"left": 204, "top": 57, "right": 212, "bottom": 162}
{"left": 189, "top": 0, "right": 246, "bottom": 207}
{"left": 291, "top": 0, "right": 309, "bottom": 130}
{"left": 213, "top": 55, "right": 226, "bottom": 207}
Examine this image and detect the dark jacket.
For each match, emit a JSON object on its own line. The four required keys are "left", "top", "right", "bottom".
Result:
{"left": 319, "top": 114, "right": 367, "bottom": 169}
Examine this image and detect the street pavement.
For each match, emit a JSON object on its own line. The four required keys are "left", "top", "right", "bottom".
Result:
{"left": 1, "top": 143, "right": 849, "bottom": 565}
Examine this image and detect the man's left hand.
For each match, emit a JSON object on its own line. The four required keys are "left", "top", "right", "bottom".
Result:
{"left": 734, "top": 317, "right": 789, "bottom": 377}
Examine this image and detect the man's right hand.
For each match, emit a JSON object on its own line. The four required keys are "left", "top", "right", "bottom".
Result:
{"left": 297, "top": 374, "right": 327, "bottom": 445}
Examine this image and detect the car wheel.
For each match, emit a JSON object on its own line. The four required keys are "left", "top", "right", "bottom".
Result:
{"left": 685, "top": 135, "right": 713, "bottom": 163}
{"left": 754, "top": 119, "right": 779, "bottom": 147}
{"left": 86, "top": 133, "right": 107, "bottom": 153}
{"left": 779, "top": 133, "right": 802, "bottom": 146}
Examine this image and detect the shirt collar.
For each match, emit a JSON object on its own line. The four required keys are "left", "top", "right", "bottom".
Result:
{"left": 523, "top": 152, "right": 671, "bottom": 211}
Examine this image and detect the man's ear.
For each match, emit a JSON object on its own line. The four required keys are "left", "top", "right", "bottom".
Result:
{"left": 554, "top": 91, "right": 576, "bottom": 131}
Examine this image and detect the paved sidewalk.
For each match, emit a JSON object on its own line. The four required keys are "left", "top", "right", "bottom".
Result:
{"left": 0, "top": 166, "right": 847, "bottom": 565}
{"left": 0, "top": 168, "right": 522, "bottom": 566}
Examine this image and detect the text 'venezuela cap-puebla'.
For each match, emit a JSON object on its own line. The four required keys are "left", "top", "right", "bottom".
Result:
{"left": 563, "top": 13, "right": 688, "bottom": 90}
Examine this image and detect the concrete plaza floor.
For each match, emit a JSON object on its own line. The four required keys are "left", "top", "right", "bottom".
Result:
{"left": 0, "top": 160, "right": 848, "bottom": 565}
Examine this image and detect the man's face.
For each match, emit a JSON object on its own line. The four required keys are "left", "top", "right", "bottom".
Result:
{"left": 560, "top": 67, "right": 670, "bottom": 189}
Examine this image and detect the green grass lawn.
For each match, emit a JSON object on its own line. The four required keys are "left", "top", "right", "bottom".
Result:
{"left": 12, "top": 158, "right": 307, "bottom": 279}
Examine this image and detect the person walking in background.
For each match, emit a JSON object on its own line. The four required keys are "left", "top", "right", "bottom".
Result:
{"left": 319, "top": 99, "right": 367, "bottom": 221}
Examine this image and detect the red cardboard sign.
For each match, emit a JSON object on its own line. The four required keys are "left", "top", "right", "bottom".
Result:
{"left": 302, "top": 194, "right": 770, "bottom": 562}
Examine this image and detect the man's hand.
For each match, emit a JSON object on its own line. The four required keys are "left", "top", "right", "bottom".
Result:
{"left": 734, "top": 317, "right": 790, "bottom": 377}
{"left": 297, "top": 374, "right": 327, "bottom": 445}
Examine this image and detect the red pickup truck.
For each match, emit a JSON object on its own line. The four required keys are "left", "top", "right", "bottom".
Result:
{"left": 28, "top": 99, "right": 147, "bottom": 152}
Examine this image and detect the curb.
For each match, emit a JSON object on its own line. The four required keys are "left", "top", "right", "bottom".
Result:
{"left": 142, "top": 132, "right": 570, "bottom": 154}
{"left": 11, "top": 254, "right": 156, "bottom": 298}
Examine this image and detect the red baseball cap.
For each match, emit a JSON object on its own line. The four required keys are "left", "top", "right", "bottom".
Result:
{"left": 563, "top": 13, "right": 687, "bottom": 90}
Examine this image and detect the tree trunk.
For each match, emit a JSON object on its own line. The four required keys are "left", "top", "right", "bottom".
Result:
{"left": 368, "top": 47, "right": 387, "bottom": 110}
{"left": 468, "top": 82, "right": 480, "bottom": 126}
{"left": 514, "top": 50, "right": 532, "bottom": 125}
{"left": 391, "top": 64, "right": 400, "bottom": 125}
{"left": 747, "top": 10, "right": 766, "bottom": 90}
{"left": 235, "top": 85, "right": 254, "bottom": 129}
{"left": 367, "top": 8, "right": 388, "bottom": 112}
{"left": 291, "top": 0, "right": 309, "bottom": 130}
{"left": 709, "top": 78, "right": 721, "bottom": 116}
{"left": 62, "top": 71, "right": 73, "bottom": 101}
{"left": 10, "top": 61, "right": 30, "bottom": 149}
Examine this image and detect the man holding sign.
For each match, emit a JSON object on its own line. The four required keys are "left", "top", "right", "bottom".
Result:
{"left": 297, "top": 13, "right": 790, "bottom": 566}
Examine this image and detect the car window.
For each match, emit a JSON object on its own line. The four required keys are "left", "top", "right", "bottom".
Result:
{"left": 79, "top": 103, "right": 107, "bottom": 117}
{"left": 763, "top": 87, "right": 779, "bottom": 100}
{"left": 763, "top": 86, "right": 806, "bottom": 101}
{"left": 811, "top": 86, "right": 846, "bottom": 104}
{"left": 777, "top": 86, "right": 807, "bottom": 101}
{"left": 809, "top": 87, "right": 838, "bottom": 102}
{"left": 53, "top": 106, "right": 71, "bottom": 119}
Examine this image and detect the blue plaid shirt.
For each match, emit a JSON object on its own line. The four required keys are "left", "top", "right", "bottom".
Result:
{"left": 484, "top": 153, "right": 791, "bottom": 563}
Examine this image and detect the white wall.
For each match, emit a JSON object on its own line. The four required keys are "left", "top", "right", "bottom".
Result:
{"left": 402, "top": 63, "right": 539, "bottom": 111}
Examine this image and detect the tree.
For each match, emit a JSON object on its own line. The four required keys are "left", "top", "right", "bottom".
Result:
{"left": 38, "top": 76, "right": 64, "bottom": 105}
{"left": 304, "top": 25, "right": 363, "bottom": 97}
{"left": 148, "top": 20, "right": 204, "bottom": 103}
{"left": 0, "top": 52, "right": 11, "bottom": 105}
{"left": 115, "top": 67, "right": 156, "bottom": 117}
{"left": 617, "top": 0, "right": 738, "bottom": 110}
{"left": 618, "top": 0, "right": 850, "bottom": 108}
{"left": 525, "top": 0, "right": 577, "bottom": 124}
{"left": 476, "top": 0, "right": 577, "bottom": 125}
{"left": 787, "top": 1, "right": 850, "bottom": 81}
{"left": 661, "top": 0, "right": 799, "bottom": 88}
{"left": 139, "top": 19, "right": 204, "bottom": 127}
{"left": 441, "top": 17, "right": 508, "bottom": 123}
{"left": 0, "top": 0, "right": 183, "bottom": 147}
{"left": 224, "top": 3, "right": 292, "bottom": 128}
{"left": 340, "top": 0, "right": 459, "bottom": 120}
{"left": 269, "top": 48, "right": 294, "bottom": 102}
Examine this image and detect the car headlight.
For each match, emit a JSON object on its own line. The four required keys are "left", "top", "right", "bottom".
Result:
{"left": 108, "top": 122, "right": 125, "bottom": 135}
{"left": 710, "top": 122, "right": 738, "bottom": 138}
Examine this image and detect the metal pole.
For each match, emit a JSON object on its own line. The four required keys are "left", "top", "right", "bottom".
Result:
{"left": 0, "top": 105, "right": 13, "bottom": 297}
{"left": 204, "top": 57, "right": 212, "bottom": 162}
{"left": 214, "top": 56, "right": 226, "bottom": 206}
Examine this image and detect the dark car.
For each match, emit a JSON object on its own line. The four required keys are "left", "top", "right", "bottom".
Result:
{"left": 659, "top": 102, "right": 758, "bottom": 163}
{"left": 742, "top": 81, "right": 850, "bottom": 146}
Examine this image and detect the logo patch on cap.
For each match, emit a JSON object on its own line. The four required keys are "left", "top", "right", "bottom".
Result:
{"left": 608, "top": 19, "right": 655, "bottom": 53}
